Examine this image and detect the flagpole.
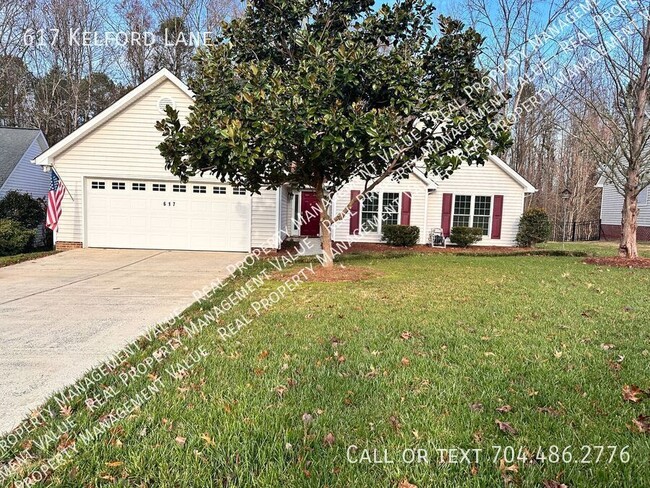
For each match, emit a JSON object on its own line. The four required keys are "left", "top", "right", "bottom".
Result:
{"left": 50, "top": 166, "right": 75, "bottom": 202}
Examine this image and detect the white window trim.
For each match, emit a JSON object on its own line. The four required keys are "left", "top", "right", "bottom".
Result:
{"left": 360, "top": 191, "right": 402, "bottom": 234}
{"left": 452, "top": 195, "right": 494, "bottom": 236}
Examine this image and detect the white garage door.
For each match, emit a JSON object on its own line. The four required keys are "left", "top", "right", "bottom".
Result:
{"left": 85, "top": 179, "right": 251, "bottom": 252}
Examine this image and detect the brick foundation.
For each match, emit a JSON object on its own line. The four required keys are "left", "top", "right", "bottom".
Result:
{"left": 55, "top": 241, "right": 83, "bottom": 251}
{"left": 601, "top": 224, "right": 650, "bottom": 241}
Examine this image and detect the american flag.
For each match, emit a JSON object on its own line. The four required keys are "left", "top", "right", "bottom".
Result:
{"left": 46, "top": 170, "right": 66, "bottom": 231}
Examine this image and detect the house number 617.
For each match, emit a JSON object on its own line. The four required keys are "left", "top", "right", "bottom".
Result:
{"left": 163, "top": 202, "right": 176, "bottom": 207}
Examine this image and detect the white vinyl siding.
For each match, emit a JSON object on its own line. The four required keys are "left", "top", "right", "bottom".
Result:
{"left": 427, "top": 159, "right": 527, "bottom": 246}
{"left": 0, "top": 136, "right": 50, "bottom": 200}
{"left": 332, "top": 172, "right": 428, "bottom": 244}
{"left": 251, "top": 188, "right": 280, "bottom": 249}
{"left": 600, "top": 182, "right": 650, "bottom": 227}
{"left": 45, "top": 78, "right": 281, "bottom": 250}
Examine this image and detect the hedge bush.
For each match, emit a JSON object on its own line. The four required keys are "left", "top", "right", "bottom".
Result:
{"left": 516, "top": 207, "right": 551, "bottom": 247}
{"left": 0, "top": 190, "right": 46, "bottom": 229}
{"left": 0, "top": 219, "right": 35, "bottom": 256}
{"left": 382, "top": 225, "right": 420, "bottom": 247}
{"left": 450, "top": 226, "right": 483, "bottom": 247}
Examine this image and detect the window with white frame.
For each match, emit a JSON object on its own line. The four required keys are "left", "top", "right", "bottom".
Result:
{"left": 132, "top": 183, "right": 146, "bottom": 191}
{"left": 173, "top": 184, "right": 186, "bottom": 193}
{"left": 359, "top": 192, "right": 401, "bottom": 233}
{"left": 473, "top": 196, "right": 492, "bottom": 235}
{"left": 382, "top": 193, "right": 400, "bottom": 226}
{"left": 213, "top": 186, "right": 226, "bottom": 195}
{"left": 361, "top": 192, "right": 379, "bottom": 232}
{"left": 193, "top": 185, "right": 207, "bottom": 194}
{"left": 452, "top": 195, "right": 471, "bottom": 228}
{"left": 233, "top": 187, "right": 247, "bottom": 195}
{"left": 452, "top": 195, "right": 492, "bottom": 236}
{"left": 112, "top": 182, "right": 126, "bottom": 190}
{"left": 91, "top": 181, "right": 105, "bottom": 189}
{"left": 152, "top": 184, "right": 166, "bottom": 192}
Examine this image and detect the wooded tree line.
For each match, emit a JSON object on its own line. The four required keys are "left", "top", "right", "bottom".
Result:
{"left": 2, "top": 0, "right": 649, "bottom": 256}
{"left": 0, "top": 0, "right": 241, "bottom": 143}
{"left": 455, "top": 0, "right": 650, "bottom": 256}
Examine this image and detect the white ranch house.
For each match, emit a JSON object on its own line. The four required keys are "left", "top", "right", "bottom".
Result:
{"left": 32, "top": 69, "right": 536, "bottom": 252}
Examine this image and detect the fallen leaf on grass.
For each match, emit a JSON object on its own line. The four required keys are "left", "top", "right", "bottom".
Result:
{"left": 323, "top": 432, "right": 335, "bottom": 447}
{"left": 200, "top": 433, "right": 215, "bottom": 446}
{"left": 389, "top": 415, "right": 402, "bottom": 431}
{"left": 400, "top": 331, "right": 412, "bottom": 340}
{"left": 59, "top": 405, "right": 72, "bottom": 417}
{"left": 57, "top": 433, "right": 75, "bottom": 452}
{"left": 469, "top": 403, "right": 484, "bottom": 412}
{"left": 498, "top": 458, "right": 519, "bottom": 473}
{"left": 608, "top": 361, "right": 622, "bottom": 372}
{"left": 542, "top": 481, "right": 568, "bottom": 488}
{"left": 537, "top": 406, "right": 561, "bottom": 416}
{"left": 495, "top": 419, "right": 518, "bottom": 436}
{"left": 601, "top": 343, "right": 615, "bottom": 350}
{"left": 631, "top": 415, "right": 649, "bottom": 433}
{"left": 401, "top": 357, "right": 411, "bottom": 366}
{"left": 259, "top": 350, "right": 269, "bottom": 360}
{"left": 472, "top": 430, "right": 483, "bottom": 443}
{"left": 622, "top": 385, "right": 645, "bottom": 403}
{"left": 105, "top": 461, "right": 123, "bottom": 467}
{"left": 496, "top": 405, "right": 513, "bottom": 413}
{"left": 398, "top": 479, "right": 418, "bottom": 488}
{"left": 175, "top": 436, "right": 186, "bottom": 445}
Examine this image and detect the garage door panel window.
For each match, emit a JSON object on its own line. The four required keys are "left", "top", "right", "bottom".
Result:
{"left": 112, "top": 182, "right": 126, "bottom": 190}
{"left": 452, "top": 195, "right": 492, "bottom": 235}
{"left": 213, "top": 186, "right": 226, "bottom": 195}
{"left": 132, "top": 183, "right": 146, "bottom": 191}
{"left": 152, "top": 184, "right": 166, "bottom": 192}
{"left": 91, "top": 181, "right": 105, "bottom": 189}
{"left": 173, "top": 184, "right": 186, "bottom": 193}
{"left": 233, "top": 187, "right": 247, "bottom": 195}
{"left": 193, "top": 185, "right": 207, "bottom": 194}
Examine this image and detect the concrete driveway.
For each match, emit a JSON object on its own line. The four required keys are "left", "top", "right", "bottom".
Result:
{"left": 0, "top": 249, "right": 245, "bottom": 434}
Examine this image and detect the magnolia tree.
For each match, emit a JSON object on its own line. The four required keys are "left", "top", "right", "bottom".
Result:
{"left": 157, "top": 0, "right": 510, "bottom": 266}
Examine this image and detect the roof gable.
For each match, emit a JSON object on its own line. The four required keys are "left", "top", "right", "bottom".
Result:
{"left": 0, "top": 128, "right": 42, "bottom": 187}
{"left": 33, "top": 69, "right": 193, "bottom": 166}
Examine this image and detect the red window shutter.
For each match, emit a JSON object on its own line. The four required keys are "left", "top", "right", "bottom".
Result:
{"left": 400, "top": 192, "right": 412, "bottom": 226}
{"left": 491, "top": 195, "right": 504, "bottom": 239}
{"left": 349, "top": 190, "right": 361, "bottom": 235}
{"left": 441, "top": 193, "right": 453, "bottom": 237}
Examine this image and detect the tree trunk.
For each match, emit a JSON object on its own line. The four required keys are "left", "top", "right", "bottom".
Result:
{"left": 619, "top": 184, "right": 639, "bottom": 258}
{"left": 314, "top": 180, "right": 334, "bottom": 268}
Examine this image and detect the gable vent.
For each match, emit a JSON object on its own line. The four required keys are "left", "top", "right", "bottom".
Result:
{"left": 157, "top": 97, "right": 176, "bottom": 114}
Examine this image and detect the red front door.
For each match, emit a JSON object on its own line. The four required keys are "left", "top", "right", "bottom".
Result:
{"left": 300, "top": 191, "right": 321, "bottom": 236}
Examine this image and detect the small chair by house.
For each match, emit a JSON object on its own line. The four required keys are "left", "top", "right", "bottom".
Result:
{"left": 430, "top": 228, "right": 446, "bottom": 247}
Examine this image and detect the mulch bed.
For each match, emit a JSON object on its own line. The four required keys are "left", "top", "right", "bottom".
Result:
{"left": 340, "top": 242, "right": 527, "bottom": 254}
{"left": 273, "top": 264, "right": 383, "bottom": 283}
{"left": 584, "top": 257, "right": 650, "bottom": 269}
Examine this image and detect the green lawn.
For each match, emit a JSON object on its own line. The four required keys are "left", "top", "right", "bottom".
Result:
{"left": 1, "top": 251, "right": 649, "bottom": 487}
{"left": 539, "top": 240, "right": 650, "bottom": 257}
{"left": 0, "top": 250, "right": 57, "bottom": 268}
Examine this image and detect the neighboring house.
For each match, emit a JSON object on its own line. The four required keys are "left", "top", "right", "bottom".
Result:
{"left": 596, "top": 176, "right": 650, "bottom": 241}
{"left": 0, "top": 128, "right": 50, "bottom": 200}
{"left": 33, "top": 69, "right": 535, "bottom": 252}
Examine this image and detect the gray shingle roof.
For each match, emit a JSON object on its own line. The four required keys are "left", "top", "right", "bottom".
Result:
{"left": 0, "top": 128, "right": 41, "bottom": 188}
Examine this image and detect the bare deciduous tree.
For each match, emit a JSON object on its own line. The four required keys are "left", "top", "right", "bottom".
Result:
{"left": 562, "top": 1, "right": 650, "bottom": 257}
